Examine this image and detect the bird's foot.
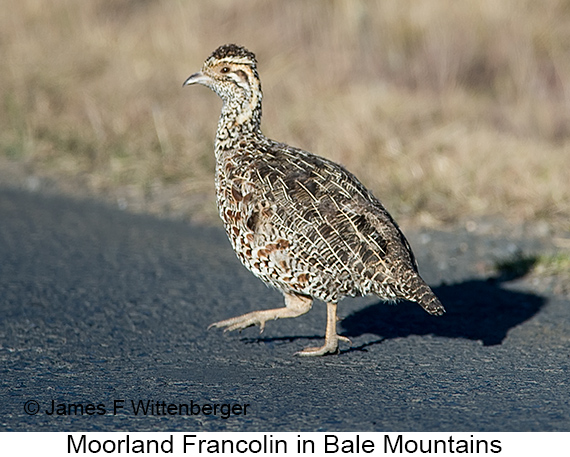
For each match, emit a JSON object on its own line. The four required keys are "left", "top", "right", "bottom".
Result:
{"left": 295, "top": 335, "right": 351, "bottom": 357}
{"left": 208, "top": 310, "right": 273, "bottom": 333}
{"left": 209, "top": 296, "right": 313, "bottom": 335}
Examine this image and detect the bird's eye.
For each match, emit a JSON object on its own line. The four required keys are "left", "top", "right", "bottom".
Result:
{"left": 220, "top": 67, "right": 230, "bottom": 74}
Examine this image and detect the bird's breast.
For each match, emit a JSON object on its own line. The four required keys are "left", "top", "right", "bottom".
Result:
{"left": 214, "top": 155, "right": 325, "bottom": 296}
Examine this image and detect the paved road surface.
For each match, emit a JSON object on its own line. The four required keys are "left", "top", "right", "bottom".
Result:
{"left": 1, "top": 187, "right": 568, "bottom": 431}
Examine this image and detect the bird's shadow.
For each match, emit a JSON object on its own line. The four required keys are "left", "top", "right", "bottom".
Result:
{"left": 341, "top": 276, "right": 546, "bottom": 350}
{"left": 242, "top": 275, "right": 546, "bottom": 352}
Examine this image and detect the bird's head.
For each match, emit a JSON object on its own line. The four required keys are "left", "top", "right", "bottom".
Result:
{"left": 184, "top": 44, "right": 261, "bottom": 108}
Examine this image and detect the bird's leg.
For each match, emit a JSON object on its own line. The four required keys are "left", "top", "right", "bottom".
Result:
{"left": 295, "top": 302, "right": 351, "bottom": 357}
{"left": 208, "top": 292, "right": 312, "bottom": 333}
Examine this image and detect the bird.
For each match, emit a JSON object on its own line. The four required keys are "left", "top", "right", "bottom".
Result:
{"left": 184, "top": 44, "right": 445, "bottom": 356}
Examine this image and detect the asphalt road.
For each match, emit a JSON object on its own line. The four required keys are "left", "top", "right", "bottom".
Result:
{"left": 1, "top": 187, "right": 569, "bottom": 431}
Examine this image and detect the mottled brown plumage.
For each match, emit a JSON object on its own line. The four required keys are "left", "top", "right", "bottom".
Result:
{"left": 184, "top": 44, "right": 445, "bottom": 356}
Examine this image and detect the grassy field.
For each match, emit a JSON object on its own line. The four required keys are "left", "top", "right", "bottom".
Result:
{"left": 2, "top": 0, "right": 569, "bottom": 227}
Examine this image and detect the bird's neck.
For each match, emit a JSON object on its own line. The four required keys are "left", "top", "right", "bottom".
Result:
{"left": 215, "top": 90, "right": 263, "bottom": 157}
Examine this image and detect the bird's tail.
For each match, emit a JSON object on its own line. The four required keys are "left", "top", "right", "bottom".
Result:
{"left": 406, "top": 275, "right": 446, "bottom": 316}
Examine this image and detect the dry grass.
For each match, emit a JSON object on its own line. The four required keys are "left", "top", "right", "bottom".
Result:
{"left": 2, "top": 0, "right": 570, "bottom": 226}
{"left": 496, "top": 251, "right": 570, "bottom": 295}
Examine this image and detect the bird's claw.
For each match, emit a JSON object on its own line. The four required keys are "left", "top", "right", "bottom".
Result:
{"left": 208, "top": 312, "right": 267, "bottom": 334}
{"left": 294, "top": 334, "right": 351, "bottom": 357}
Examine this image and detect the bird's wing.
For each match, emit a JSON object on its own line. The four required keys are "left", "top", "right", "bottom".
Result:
{"left": 250, "top": 143, "right": 419, "bottom": 283}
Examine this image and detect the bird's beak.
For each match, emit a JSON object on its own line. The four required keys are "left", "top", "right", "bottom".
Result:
{"left": 183, "top": 71, "right": 212, "bottom": 87}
